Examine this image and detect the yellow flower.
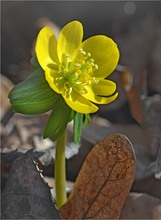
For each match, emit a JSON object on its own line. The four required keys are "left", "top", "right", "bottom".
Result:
{"left": 35, "top": 20, "right": 119, "bottom": 114}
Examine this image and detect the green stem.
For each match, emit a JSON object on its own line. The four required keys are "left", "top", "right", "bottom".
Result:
{"left": 55, "top": 129, "right": 67, "bottom": 209}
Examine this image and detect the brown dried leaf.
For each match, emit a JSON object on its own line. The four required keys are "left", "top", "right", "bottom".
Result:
{"left": 118, "top": 66, "right": 146, "bottom": 124}
{"left": 120, "top": 63, "right": 161, "bottom": 158}
{"left": 61, "top": 133, "right": 136, "bottom": 219}
{"left": 1, "top": 150, "right": 60, "bottom": 219}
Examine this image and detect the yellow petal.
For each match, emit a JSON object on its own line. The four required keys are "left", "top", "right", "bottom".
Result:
{"left": 82, "top": 35, "right": 119, "bottom": 78}
{"left": 35, "top": 26, "right": 58, "bottom": 70}
{"left": 57, "top": 21, "right": 83, "bottom": 62}
{"left": 92, "top": 80, "right": 117, "bottom": 96}
{"left": 63, "top": 90, "right": 98, "bottom": 114}
{"left": 45, "top": 68, "right": 61, "bottom": 94}
{"left": 82, "top": 86, "right": 118, "bottom": 104}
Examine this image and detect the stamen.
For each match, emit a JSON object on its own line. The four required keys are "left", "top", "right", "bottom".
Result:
{"left": 76, "top": 70, "right": 82, "bottom": 76}
{"left": 64, "top": 82, "right": 69, "bottom": 87}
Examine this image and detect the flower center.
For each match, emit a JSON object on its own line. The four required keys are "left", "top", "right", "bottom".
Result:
{"left": 54, "top": 48, "right": 99, "bottom": 97}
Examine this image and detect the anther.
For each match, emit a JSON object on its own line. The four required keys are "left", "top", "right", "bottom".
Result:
{"left": 80, "top": 89, "right": 87, "bottom": 94}
{"left": 75, "top": 80, "right": 82, "bottom": 85}
{"left": 74, "top": 63, "right": 81, "bottom": 68}
{"left": 74, "top": 72, "right": 79, "bottom": 79}
{"left": 79, "top": 48, "right": 86, "bottom": 56}
{"left": 94, "top": 64, "right": 98, "bottom": 70}
{"left": 93, "top": 77, "right": 99, "bottom": 84}
{"left": 89, "top": 58, "right": 94, "bottom": 63}
{"left": 55, "top": 77, "right": 63, "bottom": 82}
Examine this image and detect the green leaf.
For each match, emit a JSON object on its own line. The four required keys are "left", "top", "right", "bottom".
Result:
{"left": 69, "top": 110, "right": 76, "bottom": 122}
{"left": 73, "top": 112, "right": 83, "bottom": 143}
{"left": 43, "top": 96, "right": 72, "bottom": 141}
{"left": 84, "top": 114, "right": 91, "bottom": 127}
{"left": 9, "top": 69, "right": 60, "bottom": 115}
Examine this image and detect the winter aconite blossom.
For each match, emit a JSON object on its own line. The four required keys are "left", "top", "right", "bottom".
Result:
{"left": 9, "top": 20, "right": 120, "bottom": 141}
{"left": 35, "top": 20, "right": 119, "bottom": 114}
